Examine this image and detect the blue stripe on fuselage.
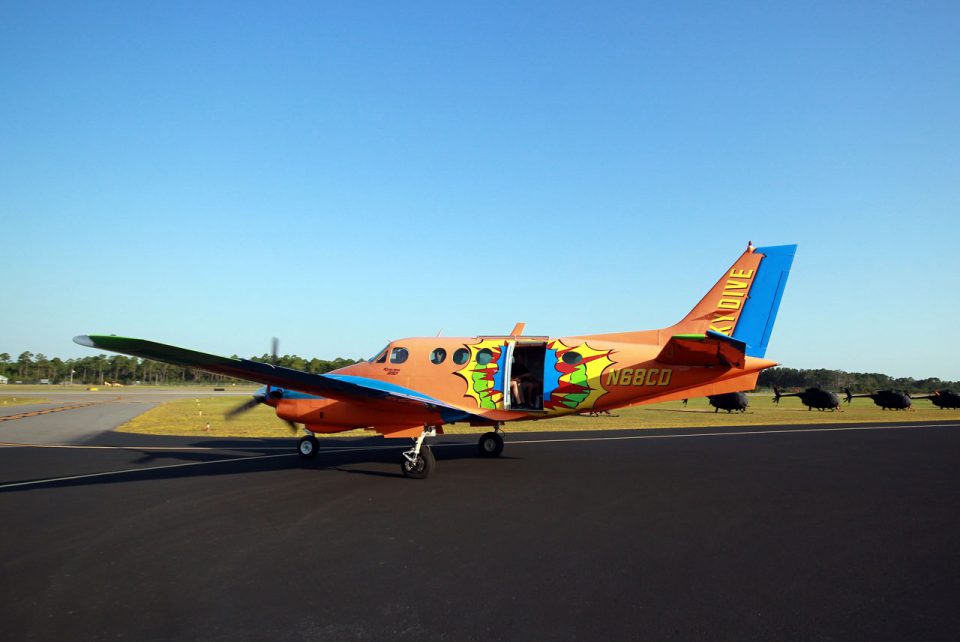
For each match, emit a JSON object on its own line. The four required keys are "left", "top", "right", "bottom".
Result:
{"left": 255, "top": 385, "right": 325, "bottom": 400}
{"left": 259, "top": 381, "right": 473, "bottom": 424}
{"left": 322, "top": 374, "right": 475, "bottom": 423}
{"left": 543, "top": 347, "right": 561, "bottom": 401}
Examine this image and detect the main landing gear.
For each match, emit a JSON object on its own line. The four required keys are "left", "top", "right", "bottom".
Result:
{"left": 401, "top": 427, "right": 437, "bottom": 479}
{"left": 296, "top": 425, "right": 506, "bottom": 479}
{"left": 297, "top": 434, "right": 319, "bottom": 459}
{"left": 478, "top": 429, "right": 504, "bottom": 458}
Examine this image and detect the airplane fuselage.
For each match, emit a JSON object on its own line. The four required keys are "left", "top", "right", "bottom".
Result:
{"left": 269, "top": 334, "right": 776, "bottom": 436}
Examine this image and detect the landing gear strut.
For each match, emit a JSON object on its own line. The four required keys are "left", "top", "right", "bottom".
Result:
{"left": 478, "top": 426, "right": 504, "bottom": 458}
{"left": 401, "top": 427, "right": 437, "bottom": 479}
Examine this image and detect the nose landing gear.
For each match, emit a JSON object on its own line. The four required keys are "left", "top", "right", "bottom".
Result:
{"left": 401, "top": 427, "right": 438, "bottom": 479}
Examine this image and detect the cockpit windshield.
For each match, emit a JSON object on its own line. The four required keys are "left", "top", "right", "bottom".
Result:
{"left": 368, "top": 345, "right": 389, "bottom": 363}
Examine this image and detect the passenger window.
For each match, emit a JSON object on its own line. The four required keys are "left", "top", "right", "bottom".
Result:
{"left": 453, "top": 348, "right": 470, "bottom": 365}
{"left": 562, "top": 351, "right": 583, "bottom": 365}
{"left": 430, "top": 348, "right": 446, "bottom": 364}
{"left": 390, "top": 347, "right": 409, "bottom": 364}
{"left": 476, "top": 348, "right": 494, "bottom": 366}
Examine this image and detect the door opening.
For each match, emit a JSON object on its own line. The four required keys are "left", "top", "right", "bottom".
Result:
{"left": 510, "top": 343, "right": 546, "bottom": 410}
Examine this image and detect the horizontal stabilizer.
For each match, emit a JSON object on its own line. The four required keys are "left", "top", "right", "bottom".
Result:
{"left": 656, "top": 331, "right": 746, "bottom": 369}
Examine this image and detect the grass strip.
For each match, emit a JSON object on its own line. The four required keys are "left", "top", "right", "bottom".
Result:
{"left": 118, "top": 395, "right": 960, "bottom": 438}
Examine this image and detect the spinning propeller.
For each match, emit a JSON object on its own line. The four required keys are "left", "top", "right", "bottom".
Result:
{"left": 224, "top": 337, "right": 298, "bottom": 432}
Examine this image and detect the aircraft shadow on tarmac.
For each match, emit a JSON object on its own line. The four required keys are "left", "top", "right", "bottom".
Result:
{"left": 0, "top": 438, "right": 518, "bottom": 492}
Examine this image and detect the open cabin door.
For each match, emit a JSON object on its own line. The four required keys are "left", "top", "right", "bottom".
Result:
{"left": 506, "top": 342, "right": 547, "bottom": 410}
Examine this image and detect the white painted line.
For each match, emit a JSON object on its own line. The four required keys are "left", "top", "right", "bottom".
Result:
{"left": 3, "top": 422, "right": 957, "bottom": 490}
{"left": 0, "top": 442, "right": 292, "bottom": 451}
{"left": 4, "top": 422, "right": 957, "bottom": 454}
{"left": 0, "top": 442, "right": 398, "bottom": 453}
{"left": 0, "top": 453, "right": 299, "bottom": 490}
{"left": 506, "top": 423, "right": 960, "bottom": 446}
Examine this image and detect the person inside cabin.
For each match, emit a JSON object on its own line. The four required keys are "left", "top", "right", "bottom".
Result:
{"left": 511, "top": 360, "right": 531, "bottom": 407}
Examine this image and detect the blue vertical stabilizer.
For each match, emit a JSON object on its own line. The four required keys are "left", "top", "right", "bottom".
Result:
{"left": 732, "top": 245, "right": 797, "bottom": 358}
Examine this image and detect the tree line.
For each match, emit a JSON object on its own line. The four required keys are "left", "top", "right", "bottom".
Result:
{"left": 2, "top": 351, "right": 957, "bottom": 392}
{"left": 0, "top": 351, "right": 362, "bottom": 386}
{"left": 757, "top": 367, "right": 960, "bottom": 393}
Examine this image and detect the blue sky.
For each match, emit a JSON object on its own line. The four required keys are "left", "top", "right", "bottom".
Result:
{"left": 2, "top": 1, "right": 959, "bottom": 379}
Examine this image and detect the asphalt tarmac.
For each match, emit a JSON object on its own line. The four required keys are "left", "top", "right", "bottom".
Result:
{"left": 1, "top": 402, "right": 959, "bottom": 640}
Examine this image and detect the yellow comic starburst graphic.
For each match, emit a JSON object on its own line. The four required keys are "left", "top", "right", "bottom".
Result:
{"left": 545, "top": 340, "right": 616, "bottom": 412}
{"left": 455, "top": 340, "right": 506, "bottom": 409}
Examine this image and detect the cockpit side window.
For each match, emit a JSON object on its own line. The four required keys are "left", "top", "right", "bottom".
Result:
{"left": 390, "top": 347, "right": 409, "bottom": 364}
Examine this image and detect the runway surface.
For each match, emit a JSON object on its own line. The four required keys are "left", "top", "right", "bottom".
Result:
{"left": 0, "top": 389, "right": 247, "bottom": 445}
{"left": 2, "top": 414, "right": 960, "bottom": 641}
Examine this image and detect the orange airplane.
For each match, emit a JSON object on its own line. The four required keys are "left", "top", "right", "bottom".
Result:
{"left": 75, "top": 242, "right": 796, "bottom": 478}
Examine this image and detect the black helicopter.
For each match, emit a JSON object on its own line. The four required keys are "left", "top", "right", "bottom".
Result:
{"left": 912, "top": 389, "right": 960, "bottom": 409}
{"left": 707, "top": 392, "right": 749, "bottom": 413}
{"left": 773, "top": 386, "right": 841, "bottom": 411}
{"left": 843, "top": 388, "right": 912, "bottom": 410}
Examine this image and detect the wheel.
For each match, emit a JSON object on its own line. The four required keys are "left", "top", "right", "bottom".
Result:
{"left": 297, "top": 435, "right": 319, "bottom": 460}
{"left": 478, "top": 432, "right": 504, "bottom": 458}
{"left": 401, "top": 445, "right": 435, "bottom": 479}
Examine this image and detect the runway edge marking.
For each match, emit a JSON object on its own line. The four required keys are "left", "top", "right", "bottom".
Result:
{"left": 0, "top": 453, "right": 298, "bottom": 490}
{"left": 506, "top": 422, "right": 960, "bottom": 446}
{"left": 3, "top": 422, "right": 957, "bottom": 490}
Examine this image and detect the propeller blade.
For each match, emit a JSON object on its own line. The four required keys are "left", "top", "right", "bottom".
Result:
{"left": 271, "top": 337, "right": 279, "bottom": 366}
{"left": 284, "top": 419, "right": 299, "bottom": 433}
{"left": 225, "top": 394, "right": 266, "bottom": 419}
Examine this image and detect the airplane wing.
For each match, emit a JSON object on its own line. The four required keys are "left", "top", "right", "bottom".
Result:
{"left": 655, "top": 331, "right": 746, "bottom": 369}
{"left": 73, "top": 334, "right": 477, "bottom": 420}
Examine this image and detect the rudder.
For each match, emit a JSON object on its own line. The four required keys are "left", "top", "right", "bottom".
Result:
{"left": 731, "top": 244, "right": 796, "bottom": 357}
{"left": 670, "top": 243, "right": 796, "bottom": 358}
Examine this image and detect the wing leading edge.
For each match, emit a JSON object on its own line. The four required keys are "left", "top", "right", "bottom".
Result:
{"left": 73, "top": 335, "right": 476, "bottom": 420}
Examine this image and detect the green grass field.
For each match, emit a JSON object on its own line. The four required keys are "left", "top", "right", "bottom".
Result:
{"left": 117, "top": 394, "right": 960, "bottom": 438}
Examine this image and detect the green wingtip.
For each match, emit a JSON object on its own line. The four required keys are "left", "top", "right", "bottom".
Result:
{"left": 74, "top": 334, "right": 131, "bottom": 349}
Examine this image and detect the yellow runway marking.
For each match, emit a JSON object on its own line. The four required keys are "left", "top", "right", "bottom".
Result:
{"left": 0, "top": 401, "right": 113, "bottom": 422}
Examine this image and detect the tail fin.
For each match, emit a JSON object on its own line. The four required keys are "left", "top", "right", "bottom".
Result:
{"left": 670, "top": 243, "right": 797, "bottom": 358}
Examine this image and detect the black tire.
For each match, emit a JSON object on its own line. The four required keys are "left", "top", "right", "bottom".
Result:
{"left": 478, "top": 432, "right": 504, "bottom": 458}
{"left": 297, "top": 435, "right": 319, "bottom": 460}
{"left": 401, "top": 445, "right": 435, "bottom": 479}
